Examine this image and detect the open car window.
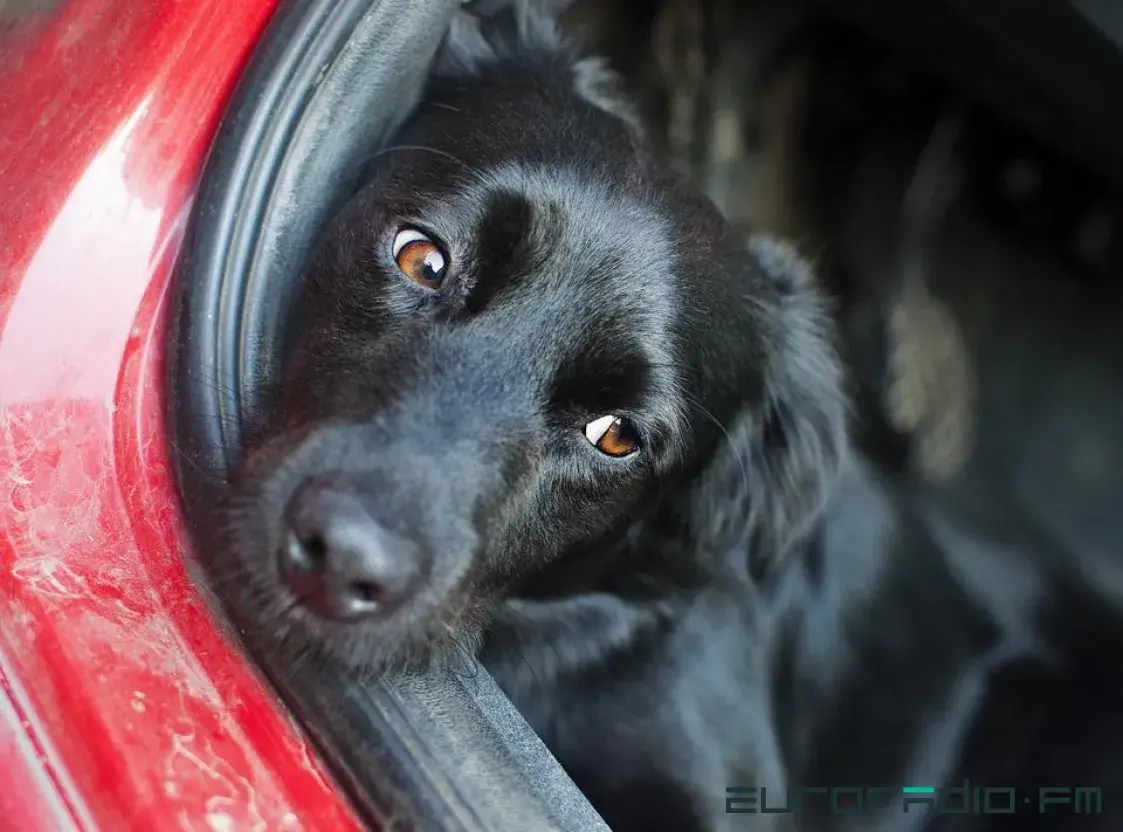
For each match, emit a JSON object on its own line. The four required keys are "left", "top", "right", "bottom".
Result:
{"left": 168, "top": 0, "right": 1123, "bottom": 825}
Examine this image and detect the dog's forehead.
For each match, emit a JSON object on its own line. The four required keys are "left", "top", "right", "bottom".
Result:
{"left": 459, "top": 162, "right": 676, "bottom": 323}
{"left": 466, "top": 163, "right": 679, "bottom": 367}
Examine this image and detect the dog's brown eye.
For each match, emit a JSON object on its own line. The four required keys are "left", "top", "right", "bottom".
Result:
{"left": 392, "top": 228, "right": 447, "bottom": 288}
{"left": 584, "top": 415, "right": 641, "bottom": 458}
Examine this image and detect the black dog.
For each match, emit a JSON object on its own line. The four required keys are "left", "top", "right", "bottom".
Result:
{"left": 215, "top": 3, "right": 1123, "bottom": 830}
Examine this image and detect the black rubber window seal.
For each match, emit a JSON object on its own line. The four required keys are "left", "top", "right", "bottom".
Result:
{"left": 167, "top": 1, "right": 609, "bottom": 829}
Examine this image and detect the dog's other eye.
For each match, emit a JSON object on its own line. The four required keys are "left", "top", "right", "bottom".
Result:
{"left": 392, "top": 228, "right": 447, "bottom": 289}
{"left": 584, "top": 415, "right": 641, "bottom": 458}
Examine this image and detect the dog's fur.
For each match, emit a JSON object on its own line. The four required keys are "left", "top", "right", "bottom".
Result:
{"left": 214, "top": 3, "right": 1123, "bottom": 830}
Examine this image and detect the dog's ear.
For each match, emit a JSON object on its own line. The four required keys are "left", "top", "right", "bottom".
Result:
{"left": 435, "top": 1, "right": 644, "bottom": 131}
{"left": 681, "top": 235, "right": 849, "bottom": 578}
{"left": 435, "top": 0, "right": 566, "bottom": 76}
{"left": 571, "top": 55, "right": 645, "bottom": 132}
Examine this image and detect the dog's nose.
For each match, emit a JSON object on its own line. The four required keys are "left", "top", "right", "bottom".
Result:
{"left": 280, "top": 477, "right": 421, "bottom": 621}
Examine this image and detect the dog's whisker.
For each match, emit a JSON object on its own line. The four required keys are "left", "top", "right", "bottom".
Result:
{"left": 369, "top": 143, "right": 471, "bottom": 170}
{"left": 681, "top": 390, "right": 752, "bottom": 499}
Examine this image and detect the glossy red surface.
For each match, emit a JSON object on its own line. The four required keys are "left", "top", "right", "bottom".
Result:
{"left": 0, "top": 2, "right": 366, "bottom": 830}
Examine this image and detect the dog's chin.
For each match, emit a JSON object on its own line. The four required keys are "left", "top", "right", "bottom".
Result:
{"left": 208, "top": 523, "right": 495, "bottom": 678}
{"left": 212, "top": 560, "right": 497, "bottom": 679}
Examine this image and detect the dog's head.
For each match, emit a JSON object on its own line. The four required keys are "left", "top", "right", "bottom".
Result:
{"left": 216, "top": 0, "right": 847, "bottom": 674}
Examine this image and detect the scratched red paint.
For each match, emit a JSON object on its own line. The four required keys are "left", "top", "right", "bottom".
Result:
{"left": 0, "top": 2, "right": 367, "bottom": 830}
